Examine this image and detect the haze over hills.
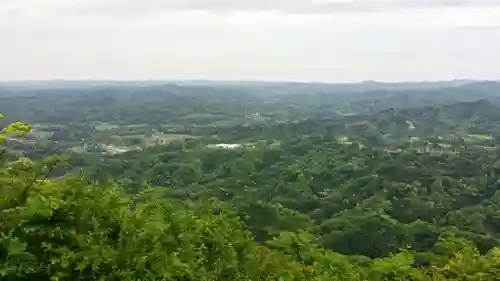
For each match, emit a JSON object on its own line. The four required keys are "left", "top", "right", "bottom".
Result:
{"left": 0, "top": 79, "right": 491, "bottom": 91}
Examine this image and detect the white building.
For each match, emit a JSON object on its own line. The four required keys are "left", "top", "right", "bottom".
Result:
{"left": 215, "top": 144, "right": 242, "bottom": 149}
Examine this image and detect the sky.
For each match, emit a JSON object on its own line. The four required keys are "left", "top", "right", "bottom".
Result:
{"left": 1, "top": 0, "right": 499, "bottom": 82}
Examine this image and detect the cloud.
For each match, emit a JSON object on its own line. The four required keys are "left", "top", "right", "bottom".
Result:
{"left": 1, "top": 0, "right": 499, "bottom": 81}
{"left": 63, "top": 0, "right": 500, "bottom": 16}
{"left": 3, "top": 0, "right": 500, "bottom": 22}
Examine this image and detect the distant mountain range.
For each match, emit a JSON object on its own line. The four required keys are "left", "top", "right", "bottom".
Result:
{"left": 1, "top": 79, "right": 497, "bottom": 92}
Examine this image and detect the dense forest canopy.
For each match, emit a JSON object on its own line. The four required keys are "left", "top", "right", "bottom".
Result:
{"left": 2, "top": 80, "right": 500, "bottom": 280}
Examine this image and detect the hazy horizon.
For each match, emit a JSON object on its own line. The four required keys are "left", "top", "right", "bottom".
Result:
{"left": 1, "top": 78, "right": 497, "bottom": 86}
{"left": 0, "top": 78, "right": 498, "bottom": 84}
{"left": 1, "top": 0, "right": 499, "bottom": 81}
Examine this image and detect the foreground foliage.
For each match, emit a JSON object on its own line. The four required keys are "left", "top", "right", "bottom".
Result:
{"left": 3, "top": 160, "right": 500, "bottom": 280}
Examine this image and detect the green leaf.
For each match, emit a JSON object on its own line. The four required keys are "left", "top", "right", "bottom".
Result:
{"left": 6, "top": 238, "right": 27, "bottom": 256}
{"left": 77, "top": 259, "right": 90, "bottom": 271}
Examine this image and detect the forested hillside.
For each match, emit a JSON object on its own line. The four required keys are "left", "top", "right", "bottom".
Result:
{"left": 3, "top": 81, "right": 500, "bottom": 280}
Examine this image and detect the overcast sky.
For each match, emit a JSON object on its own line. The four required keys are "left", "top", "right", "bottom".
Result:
{"left": 1, "top": 0, "right": 499, "bottom": 82}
